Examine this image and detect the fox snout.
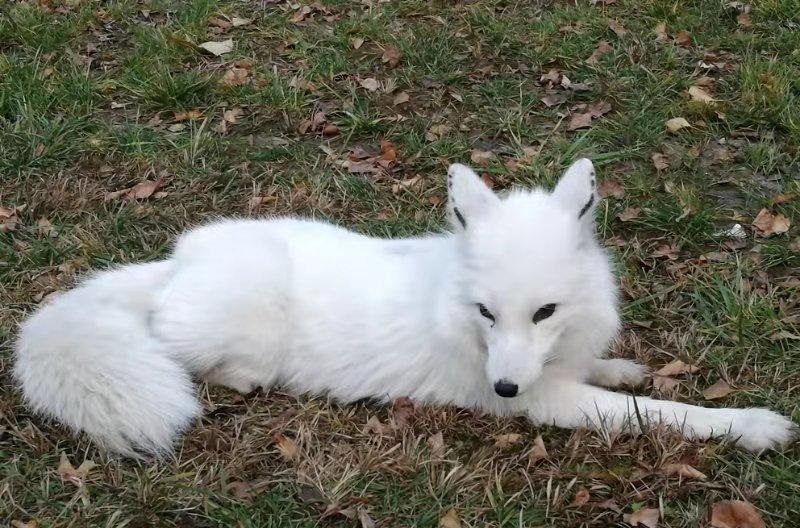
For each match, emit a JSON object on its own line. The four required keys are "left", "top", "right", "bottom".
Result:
{"left": 493, "top": 379, "right": 519, "bottom": 398}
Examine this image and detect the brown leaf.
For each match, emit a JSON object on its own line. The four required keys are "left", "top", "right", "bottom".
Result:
{"left": 289, "top": 5, "right": 312, "bottom": 23}
{"left": 390, "top": 397, "right": 415, "bottom": 428}
{"left": 11, "top": 521, "right": 38, "bottom": 528}
{"left": 737, "top": 13, "right": 752, "bottom": 28}
{"left": 663, "top": 463, "right": 707, "bottom": 480}
{"left": 586, "top": 40, "right": 613, "bottom": 64}
{"left": 688, "top": 85, "right": 716, "bottom": 105}
{"left": 568, "top": 111, "right": 594, "bottom": 131}
{"left": 470, "top": 149, "right": 495, "bottom": 166}
{"left": 570, "top": 489, "right": 591, "bottom": 507}
{"left": 651, "top": 152, "right": 669, "bottom": 170}
{"left": 274, "top": 434, "right": 299, "bottom": 461}
{"left": 198, "top": 39, "right": 233, "bottom": 56}
{"left": 617, "top": 207, "right": 641, "bottom": 222}
{"left": 710, "top": 501, "right": 765, "bottom": 528}
{"left": 381, "top": 46, "right": 401, "bottom": 67}
{"left": 57, "top": 452, "right": 96, "bottom": 487}
{"left": 360, "top": 77, "right": 380, "bottom": 92}
{"left": 228, "top": 481, "right": 255, "bottom": 501}
{"left": 653, "top": 243, "right": 680, "bottom": 259}
{"left": 666, "top": 117, "right": 691, "bottom": 133}
{"left": 221, "top": 67, "right": 249, "bottom": 87}
{"left": 703, "top": 379, "right": 734, "bottom": 400}
{"left": 37, "top": 217, "right": 57, "bottom": 237}
{"left": 541, "top": 93, "right": 566, "bottom": 107}
{"left": 393, "top": 91, "right": 410, "bottom": 105}
{"left": 597, "top": 499, "right": 622, "bottom": 513}
{"left": 208, "top": 16, "right": 232, "bottom": 30}
{"left": 494, "top": 433, "right": 522, "bottom": 448}
{"left": 653, "top": 375, "right": 680, "bottom": 391}
{"left": 674, "top": 30, "right": 692, "bottom": 47}
{"left": 358, "top": 509, "right": 377, "bottom": 528}
{"left": 655, "top": 359, "right": 700, "bottom": 377}
{"left": 527, "top": 434, "right": 548, "bottom": 463}
{"left": 129, "top": 180, "right": 163, "bottom": 200}
{"left": 752, "top": 208, "right": 790, "bottom": 236}
{"left": 771, "top": 193, "right": 798, "bottom": 205}
{"left": 428, "top": 432, "right": 445, "bottom": 458}
{"left": 365, "top": 415, "right": 391, "bottom": 435}
{"left": 608, "top": 19, "right": 627, "bottom": 37}
{"left": 655, "top": 22, "right": 669, "bottom": 43}
{"left": 174, "top": 109, "right": 203, "bottom": 121}
{"left": 439, "top": 509, "right": 461, "bottom": 528}
{"left": 539, "top": 69, "right": 561, "bottom": 85}
{"left": 231, "top": 17, "right": 252, "bottom": 27}
{"left": 351, "top": 37, "right": 365, "bottom": 49}
{"left": 624, "top": 508, "right": 659, "bottom": 528}
{"left": 598, "top": 179, "right": 625, "bottom": 199}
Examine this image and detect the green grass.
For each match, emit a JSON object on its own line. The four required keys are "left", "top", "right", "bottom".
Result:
{"left": 1, "top": 0, "right": 799, "bottom": 526}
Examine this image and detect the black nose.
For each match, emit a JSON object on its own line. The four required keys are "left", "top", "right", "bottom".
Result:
{"left": 494, "top": 379, "right": 519, "bottom": 398}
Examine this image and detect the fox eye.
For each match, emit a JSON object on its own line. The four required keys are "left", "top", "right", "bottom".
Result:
{"left": 533, "top": 303, "right": 557, "bottom": 324}
{"left": 477, "top": 303, "right": 495, "bottom": 323}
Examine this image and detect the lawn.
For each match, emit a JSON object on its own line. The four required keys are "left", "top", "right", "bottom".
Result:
{"left": 1, "top": 0, "right": 799, "bottom": 526}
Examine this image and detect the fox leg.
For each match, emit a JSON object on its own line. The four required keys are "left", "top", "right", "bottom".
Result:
{"left": 586, "top": 358, "right": 648, "bottom": 388}
{"left": 523, "top": 378, "right": 797, "bottom": 451}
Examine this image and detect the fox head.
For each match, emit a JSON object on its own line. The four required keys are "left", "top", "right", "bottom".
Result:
{"left": 447, "top": 159, "right": 619, "bottom": 398}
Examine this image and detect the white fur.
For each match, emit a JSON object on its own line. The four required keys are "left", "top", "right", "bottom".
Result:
{"left": 13, "top": 159, "right": 797, "bottom": 455}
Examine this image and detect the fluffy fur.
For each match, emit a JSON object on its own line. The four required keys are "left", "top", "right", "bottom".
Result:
{"left": 13, "top": 159, "right": 797, "bottom": 456}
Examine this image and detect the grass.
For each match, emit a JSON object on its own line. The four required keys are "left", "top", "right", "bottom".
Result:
{"left": 1, "top": 0, "right": 799, "bottom": 526}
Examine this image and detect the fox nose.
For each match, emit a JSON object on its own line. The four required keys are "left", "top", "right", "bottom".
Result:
{"left": 494, "top": 379, "right": 519, "bottom": 398}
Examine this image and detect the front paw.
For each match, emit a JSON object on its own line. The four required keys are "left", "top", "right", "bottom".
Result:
{"left": 593, "top": 359, "right": 649, "bottom": 388}
{"left": 729, "top": 408, "right": 798, "bottom": 451}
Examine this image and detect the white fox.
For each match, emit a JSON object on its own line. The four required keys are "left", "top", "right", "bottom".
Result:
{"left": 13, "top": 159, "right": 797, "bottom": 457}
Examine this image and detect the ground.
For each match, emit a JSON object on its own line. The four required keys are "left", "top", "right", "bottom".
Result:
{"left": 1, "top": 0, "right": 799, "bottom": 526}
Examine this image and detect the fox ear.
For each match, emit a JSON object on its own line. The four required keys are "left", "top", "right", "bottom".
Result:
{"left": 552, "top": 158, "right": 598, "bottom": 223}
{"left": 447, "top": 164, "right": 499, "bottom": 230}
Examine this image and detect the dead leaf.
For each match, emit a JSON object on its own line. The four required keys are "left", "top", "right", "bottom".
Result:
{"left": 358, "top": 509, "right": 376, "bottom": 528}
{"left": 598, "top": 179, "right": 625, "bottom": 199}
{"left": 674, "top": 30, "right": 692, "bottom": 47}
{"left": 617, "top": 207, "right": 641, "bottom": 222}
{"left": 688, "top": 85, "right": 716, "bottom": 105}
{"left": 428, "top": 432, "right": 445, "bottom": 458}
{"left": 540, "top": 69, "right": 561, "bottom": 85}
{"left": 199, "top": 39, "right": 233, "bottom": 56}
{"left": 663, "top": 463, "right": 707, "bottom": 480}
{"left": 655, "top": 359, "right": 700, "bottom": 377}
{"left": 494, "top": 433, "right": 522, "bottom": 448}
{"left": 703, "top": 379, "right": 734, "bottom": 400}
{"left": 737, "top": 13, "right": 752, "bottom": 28}
{"left": 653, "top": 375, "right": 680, "bottom": 391}
{"left": 274, "top": 434, "right": 299, "bottom": 461}
{"left": 298, "top": 111, "right": 329, "bottom": 135}
{"left": 228, "top": 481, "right": 255, "bottom": 501}
{"left": 470, "top": 149, "right": 495, "bottom": 166}
{"left": 710, "top": 500, "right": 765, "bottom": 528}
{"left": 351, "top": 37, "right": 365, "bottom": 49}
{"left": 221, "top": 67, "right": 249, "bottom": 87}
{"left": 666, "top": 117, "right": 691, "bottom": 133}
{"left": 624, "top": 508, "right": 659, "bottom": 528}
{"left": 586, "top": 40, "right": 613, "bottom": 64}
{"left": 390, "top": 396, "right": 415, "bottom": 428}
{"left": 752, "top": 208, "right": 790, "bottom": 236}
{"left": 426, "top": 123, "right": 451, "bottom": 141}
{"left": 527, "top": 434, "right": 548, "bottom": 463}
{"left": 173, "top": 109, "right": 203, "bottom": 121}
{"left": 0, "top": 206, "right": 18, "bottom": 233}
{"left": 365, "top": 415, "right": 391, "bottom": 435}
{"left": 439, "top": 509, "right": 461, "bottom": 528}
{"left": 597, "top": 499, "right": 622, "bottom": 513}
{"left": 360, "top": 77, "right": 380, "bottom": 92}
{"left": 231, "top": 17, "right": 252, "bottom": 27}
{"left": 568, "top": 112, "right": 594, "bottom": 131}
{"left": 289, "top": 5, "right": 313, "bottom": 23}
{"left": 381, "top": 46, "right": 401, "bottom": 67}
{"left": 651, "top": 152, "right": 669, "bottom": 170}
{"left": 393, "top": 91, "right": 410, "bottom": 105}
{"left": 570, "top": 489, "right": 591, "bottom": 507}
{"left": 541, "top": 93, "right": 566, "bottom": 107}
{"left": 57, "top": 452, "right": 96, "bottom": 487}
{"left": 208, "top": 16, "right": 231, "bottom": 30}
{"left": 771, "top": 193, "right": 798, "bottom": 205}
{"left": 11, "top": 521, "right": 38, "bottom": 528}
{"left": 655, "top": 22, "right": 669, "bottom": 43}
{"left": 37, "top": 217, "right": 57, "bottom": 237}
{"left": 608, "top": 19, "right": 627, "bottom": 37}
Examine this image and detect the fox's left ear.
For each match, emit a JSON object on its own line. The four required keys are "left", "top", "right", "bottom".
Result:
{"left": 447, "top": 163, "right": 499, "bottom": 231}
{"left": 552, "top": 158, "right": 598, "bottom": 224}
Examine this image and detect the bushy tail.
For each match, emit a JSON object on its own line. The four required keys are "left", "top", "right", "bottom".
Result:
{"left": 13, "top": 261, "right": 200, "bottom": 457}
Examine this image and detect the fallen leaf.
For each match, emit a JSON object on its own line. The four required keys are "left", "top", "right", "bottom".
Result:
{"left": 568, "top": 112, "right": 593, "bottom": 131}
{"left": 771, "top": 193, "right": 798, "bottom": 205}
{"left": 703, "top": 379, "right": 734, "bottom": 400}
{"left": 528, "top": 434, "right": 548, "bottom": 463}
{"left": 360, "top": 77, "right": 380, "bottom": 92}
{"left": 597, "top": 499, "right": 622, "bottom": 513}
{"left": 539, "top": 69, "right": 561, "bottom": 86}
{"left": 208, "top": 16, "right": 232, "bottom": 30}
{"left": 168, "top": 123, "right": 186, "bottom": 132}
{"left": 393, "top": 91, "right": 410, "bottom": 105}
{"left": 274, "top": 434, "right": 299, "bottom": 461}
{"left": 710, "top": 500, "right": 765, "bottom": 528}
{"left": 624, "top": 507, "right": 659, "bottom": 528}
{"left": 358, "top": 509, "right": 376, "bottom": 528}
{"left": 298, "top": 111, "right": 329, "bottom": 135}
{"left": 0, "top": 206, "right": 18, "bottom": 233}
{"left": 598, "top": 179, "right": 625, "bottom": 199}
{"left": 666, "top": 117, "right": 691, "bottom": 133}
{"left": 663, "top": 463, "right": 707, "bottom": 480}
{"left": 37, "top": 217, "right": 57, "bottom": 237}
{"left": 365, "top": 415, "right": 391, "bottom": 435}
{"left": 11, "top": 521, "right": 38, "bottom": 528}
{"left": 228, "top": 481, "right": 255, "bottom": 500}
{"left": 674, "top": 30, "right": 692, "bottom": 47}
{"left": 428, "top": 432, "right": 445, "bottom": 458}
{"left": 391, "top": 396, "right": 415, "bottom": 428}
{"left": 173, "top": 109, "right": 203, "bottom": 121}
{"left": 470, "top": 149, "right": 495, "bottom": 166}
{"left": 426, "top": 123, "right": 451, "bottom": 141}
{"left": 608, "top": 19, "right": 627, "bottom": 37}
{"left": 617, "top": 207, "right": 641, "bottom": 222}
{"left": 541, "top": 93, "right": 566, "bottom": 107}
{"left": 199, "top": 39, "right": 234, "bottom": 56}
{"left": 688, "top": 85, "right": 716, "bottom": 105}
{"left": 439, "top": 509, "right": 461, "bottom": 528}
{"left": 231, "top": 17, "right": 252, "bottom": 27}
{"left": 351, "top": 37, "right": 365, "bottom": 49}
{"left": 655, "top": 359, "right": 700, "bottom": 377}
{"left": 655, "top": 22, "right": 669, "bottom": 43}
{"left": 737, "top": 13, "right": 752, "bottom": 28}
{"left": 586, "top": 40, "right": 613, "bottom": 64}
{"left": 651, "top": 152, "right": 669, "bottom": 170}
{"left": 381, "top": 45, "right": 401, "bottom": 67}
{"left": 494, "top": 433, "right": 522, "bottom": 448}
{"left": 57, "top": 452, "right": 96, "bottom": 487}
{"left": 752, "top": 208, "right": 790, "bottom": 236}
{"left": 653, "top": 375, "right": 680, "bottom": 391}
{"left": 289, "top": 5, "right": 313, "bottom": 23}
{"left": 570, "top": 489, "right": 591, "bottom": 507}
{"left": 221, "top": 67, "right": 249, "bottom": 87}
